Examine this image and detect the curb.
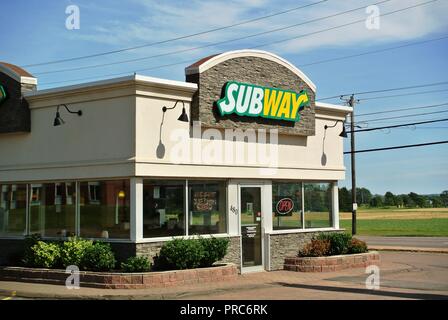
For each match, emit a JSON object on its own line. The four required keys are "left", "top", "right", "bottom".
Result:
{"left": 0, "top": 282, "right": 269, "bottom": 300}
{"left": 369, "top": 246, "right": 448, "bottom": 254}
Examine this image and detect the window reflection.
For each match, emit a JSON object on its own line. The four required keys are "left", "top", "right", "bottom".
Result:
{"left": 304, "top": 182, "right": 332, "bottom": 228}
{"left": 79, "top": 180, "right": 130, "bottom": 239}
{"left": 29, "top": 182, "right": 76, "bottom": 237}
{"left": 0, "top": 184, "right": 27, "bottom": 236}
{"left": 143, "top": 180, "right": 185, "bottom": 237}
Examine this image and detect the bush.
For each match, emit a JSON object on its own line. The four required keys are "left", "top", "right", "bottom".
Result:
{"left": 318, "top": 232, "right": 352, "bottom": 255}
{"left": 348, "top": 238, "right": 368, "bottom": 254}
{"left": 198, "top": 236, "right": 230, "bottom": 267}
{"left": 81, "top": 242, "right": 116, "bottom": 271}
{"left": 29, "top": 241, "right": 60, "bottom": 268}
{"left": 154, "top": 238, "right": 204, "bottom": 270}
{"left": 59, "top": 237, "right": 93, "bottom": 268}
{"left": 22, "top": 233, "right": 42, "bottom": 266}
{"left": 153, "top": 237, "right": 231, "bottom": 271}
{"left": 299, "top": 239, "right": 331, "bottom": 257}
{"left": 121, "top": 256, "right": 151, "bottom": 273}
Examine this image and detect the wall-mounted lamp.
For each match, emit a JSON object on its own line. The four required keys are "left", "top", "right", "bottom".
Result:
{"left": 53, "top": 104, "right": 82, "bottom": 126}
{"left": 324, "top": 120, "right": 347, "bottom": 138}
{"left": 162, "top": 100, "right": 189, "bottom": 123}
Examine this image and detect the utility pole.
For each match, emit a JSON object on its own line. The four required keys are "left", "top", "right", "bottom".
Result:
{"left": 342, "top": 94, "right": 359, "bottom": 235}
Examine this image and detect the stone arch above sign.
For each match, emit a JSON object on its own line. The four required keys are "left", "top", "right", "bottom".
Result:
{"left": 185, "top": 50, "right": 316, "bottom": 136}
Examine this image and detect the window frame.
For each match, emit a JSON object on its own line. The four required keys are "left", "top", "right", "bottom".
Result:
{"left": 270, "top": 180, "right": 337, "bottom": 234}
{"left": 140, "top": 178, "right": 229, "bottom": 241}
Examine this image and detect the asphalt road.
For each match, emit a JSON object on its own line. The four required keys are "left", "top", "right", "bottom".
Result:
{"left": 358, "top": 236, "right": 448, "bottom": 249}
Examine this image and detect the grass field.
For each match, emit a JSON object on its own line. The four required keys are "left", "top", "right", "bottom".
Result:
{"left": 340, "top": 208, "right": 448, "bottom": 236}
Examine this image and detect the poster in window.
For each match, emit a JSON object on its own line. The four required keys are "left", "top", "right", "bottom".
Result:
{"left": 192, "top": 191, "right": 218, "bottom": 212}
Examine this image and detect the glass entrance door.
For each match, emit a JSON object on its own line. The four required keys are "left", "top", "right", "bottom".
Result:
{"left": 240, "top": 186, "right": 263, "bottom": 269}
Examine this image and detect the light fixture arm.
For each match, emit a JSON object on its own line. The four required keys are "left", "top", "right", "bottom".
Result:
{"left": 324, "top": 120, "right": 347, "bottom": 138}
{"left": 162, "top": 100, "right": 189, "bottom": 123}
{"left": 324, "top": 120, "right": 342, "bottom": 130}
{"left": 162, "top": 100, "right": 185, "bottom": 113}
{"left": 57, "top": 104, "right": 82, "bottom": 116}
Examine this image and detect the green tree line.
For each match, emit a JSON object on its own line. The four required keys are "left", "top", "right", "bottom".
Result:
{"left": 339, "top": 188, "right": 448, "bottom": 211}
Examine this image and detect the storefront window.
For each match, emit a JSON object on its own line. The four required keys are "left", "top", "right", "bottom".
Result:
{"left": 304, "top": 182, "right": 332, "bottom": 228}
{"left": 0, "top": 184, "right": 27, "bottom": 236}
{"left": 29, "top": 182, "right": 76, "bottom": 237}
{"left": 272, "top": 181, "right": 303, "bottom": 230}
{"left": 79, "top": 180, "right": 130, "bottom": 239}
{"left": 188, "top": 180, "right": 227, "bottom": 234}
{"left": 143, "top": 180, "right": 185, "bottom": 238}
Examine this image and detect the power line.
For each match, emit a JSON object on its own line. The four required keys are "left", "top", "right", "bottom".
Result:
{"left": 347, "top": 118, "right": 448, "bottom": 133}
{"left": 34, "top": 0, "right": 394, "bottom": 76}
{"left": 357, "top": 102, "right": 448, "bottom": 117}
{"left": 37, "top": 1, "right": 441, "bottom": 87}
{"left": 359, "top": 88, "right": 448, "bottom": 101}
{"left": 357, "top": 109, "right": 448, "bottom": 123}
{"left": 39, "top": 59, "right": 200, "bottom": 86}
{"left": 344, "top": 140, "right": 448, "bottom": 154}
{"left": 251, "top": 0, "right": 438, "bottom": 50}
{"left": 356, "top": 117, "right": 448, "bottom": 124}
{"left": 39, "top": 37, "right": 448, "bottom": 88}
{"left": 298, "top": 35, "right": 448, "bottom": 68}
{"left": 22, "top": 0, "right": 330, "bottom": 68}
{"left": 317, "top": 81, "right": 448, "bottom": 101}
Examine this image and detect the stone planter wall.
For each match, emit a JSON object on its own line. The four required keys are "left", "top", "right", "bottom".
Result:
{"left": 135, "top": 236, "right": 241, "bottom": 269}
{"left": 284, "top": 251, "right": 380, "bottom": 272}
{"left": 0, "top": 263, "right": 238, "bottom": 289}
{"left": 269, "top": 230, "right": 344, "bottom": 270}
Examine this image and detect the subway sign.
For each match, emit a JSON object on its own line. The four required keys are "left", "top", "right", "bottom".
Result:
{"left": 0, "top": 85, "right": 6, "bottom": 105}
{"left": 216, "top": 81, "right": 310, "bottom": 122}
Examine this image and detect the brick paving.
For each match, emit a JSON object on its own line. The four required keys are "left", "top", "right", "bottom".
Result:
{"left": 0, "top": 251, "right": 447, "bottom": 300}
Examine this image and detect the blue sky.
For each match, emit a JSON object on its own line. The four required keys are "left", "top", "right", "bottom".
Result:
{"left": 1, "top": 0, "right": 447, "bottom": 195}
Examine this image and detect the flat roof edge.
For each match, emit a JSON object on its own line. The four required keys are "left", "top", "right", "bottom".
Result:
{"left": 315, "top": 101, "right": 353, "bottom": 115}
{"left": 24, "top": 74, "right": 197, "bottom": 98}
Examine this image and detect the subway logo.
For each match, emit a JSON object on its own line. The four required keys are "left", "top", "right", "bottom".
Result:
{"left": 216, "top": 81, "right": 310, "bottom": 122}
{"left": 0, "top": 85, "right": 6, "bottom": 105}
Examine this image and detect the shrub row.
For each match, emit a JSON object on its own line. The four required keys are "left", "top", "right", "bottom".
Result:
{"left": 23, "top": 236, "right": 116, "bottom": 271}
{"left": 22, "top": 235, "right": 230, "bottom": 272}
{"left": 298, "top": 233, "right": 368, "bottom": 257}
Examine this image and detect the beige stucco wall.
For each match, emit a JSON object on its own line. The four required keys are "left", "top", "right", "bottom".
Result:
{"left": 135, "top": 94, "right": 349, "bottom": 181}
{"left": 0, "top": 75, "right": 351, "bottom": 182}
{"left": 0, "top": 94, "right": 136, "bottom": 182}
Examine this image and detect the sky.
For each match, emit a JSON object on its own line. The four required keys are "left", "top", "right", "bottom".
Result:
{"left": 1, "top": 0, "right": 448, "bottom": 195}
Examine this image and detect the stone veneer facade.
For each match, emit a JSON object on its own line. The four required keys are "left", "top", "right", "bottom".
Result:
{"left": 134, "top": 236, "right": 242, "bottom": 268}
{"left": 186, "top": 56, "right": 316, "bottom": 136}
{"left": 269, "top": 230, "right": 343, "bottom": 270}
{"left": 0, "top": 71, "right": 33, "bottom": 134}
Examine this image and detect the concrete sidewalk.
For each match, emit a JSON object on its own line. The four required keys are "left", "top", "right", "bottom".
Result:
{"left": 1, "top": 251, "right": 447, "bottom": 300}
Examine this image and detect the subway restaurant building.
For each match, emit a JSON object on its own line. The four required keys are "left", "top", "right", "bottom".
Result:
{"left": 0, "top": 50, "right": 352, "bottom": 272}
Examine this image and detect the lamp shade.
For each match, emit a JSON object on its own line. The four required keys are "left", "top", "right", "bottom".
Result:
{"left": 53, "top": 112, "right": 64, "bottom": 126}
{"left": 178, "top": 107, "right": 189, "bottom": 122}
{"left": 339, "top": 126, "right": 347, "bottom": 138}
